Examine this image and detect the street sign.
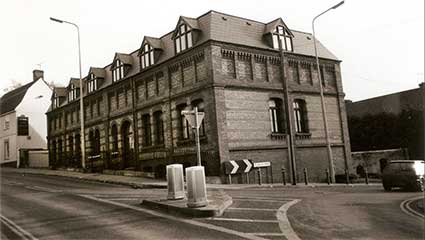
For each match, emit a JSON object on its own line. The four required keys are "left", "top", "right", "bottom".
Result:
{"left": 223, "top": 159, "right": 253, "bottom": 175}
{"left": 17, "top": 116, "right": 29, "bottom": 136}
{"left": 182, "top": 110, "right": 204, "bottom": 129}
{"left": 253, "top": 161, "right": 271, "bottom": 168}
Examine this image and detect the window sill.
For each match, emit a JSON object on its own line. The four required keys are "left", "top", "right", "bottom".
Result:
{"left": 88, "top": 154, "right": 101, "bottom": 159}
{"left": 270, "top": 133, "right": 286, "bottom": 140}
{"left": 177, "top": 136, "right": 207, "bottom": 146}
{"left": 295, "top": 133, "right": 311, "bottom": 140}
{"left": 140, "top": 144, "right": 165, "bottom": 151}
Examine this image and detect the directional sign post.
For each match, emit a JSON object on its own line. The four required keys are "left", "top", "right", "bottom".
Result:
{"left": 223, "top": 159, "right": 253, "bottom": 184}
{"left": 182, "top": 107, "right": 205, "bottom": 166}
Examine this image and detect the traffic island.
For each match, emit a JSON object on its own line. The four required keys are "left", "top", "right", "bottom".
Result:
{"left": 140, "top": 189, "right": 232, "bottom": 218}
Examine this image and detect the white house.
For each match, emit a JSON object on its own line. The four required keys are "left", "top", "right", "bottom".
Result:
{"left": 0, "top": 70, "right": 52, "bottom": 167}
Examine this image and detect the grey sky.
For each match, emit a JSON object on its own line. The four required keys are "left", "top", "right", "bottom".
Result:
{"left": 1, "top": 0, "right": 423, "bottom": 101}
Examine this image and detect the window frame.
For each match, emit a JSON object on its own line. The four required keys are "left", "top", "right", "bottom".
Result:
{"left": 272, "top": 26, "right": 293, "bottom": 52}
{"left": 269, "top": 99, "right": 284, "bottom": 133}
{"left": 174, "top": 24, "right": 193, "bottom": 54}
{"left": 140, "top": 43, "right": 155, "bottom": 69}
{"left": 142, "top": 114, "right": 152, "bottom": 147}
{"left": 112, "top": 59, "right": 125, "bottom": 82}
{"left": 153, "top": 111, "right": 164, "bottom": 145}
{"left": 293, "top": 99, "right": 309, "bottom": 133}
{"left": 178, "top": 104, "right": 191, "bottom": 140}
{"left": 4, "top": 139, "right": 9, "bottom": 159}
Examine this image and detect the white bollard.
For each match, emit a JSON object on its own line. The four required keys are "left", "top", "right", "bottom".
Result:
{"left": 166, "top": 164, "right": 185, "bottom": 200}
{"left": 185, "top": 166, "right": 208, "bottom": 208}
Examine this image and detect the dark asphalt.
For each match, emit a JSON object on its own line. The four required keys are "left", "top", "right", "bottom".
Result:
{"left": 1, "top": 170, "right": 247, "bottom": 240}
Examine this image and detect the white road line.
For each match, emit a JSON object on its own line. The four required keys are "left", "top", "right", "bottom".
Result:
{"left": 106, "top": 198, "right": 141, "bottom": 201}
{"left": 227, "top": 207, "right": 277, "bottom": 211}
{"left": 79, "top": 194, "right": 267, "bottom": 240}
{"left": 400, "top": 196, "right": 424, "bottom": 221}
{"left": 248, "top": 233, "right": 286, "bottom": 236}
{"left": 0, "top": 215, "right": 38, "bottom": 240}
{"left": 232, "top": 198, "right": 288, "bottom": 203}
{"left": 25, "top": 185, "right": 62, "bottom": 193}
{"left": 276, "top": 199, "right": 301, "bottom": 240}
{"left": 206, "top": 217, "right": 279, "bottom": 223}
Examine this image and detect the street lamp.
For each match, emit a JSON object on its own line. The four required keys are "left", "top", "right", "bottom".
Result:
{"left": 312, "top": 1, "right": 344, "bottom": 183}
{"left": 50, "top": 17, "right": 86, "bottom": 169}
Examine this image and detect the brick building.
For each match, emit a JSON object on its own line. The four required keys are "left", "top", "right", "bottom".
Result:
{"left": 46, "top": 10, "right": 352, "bottom": 183}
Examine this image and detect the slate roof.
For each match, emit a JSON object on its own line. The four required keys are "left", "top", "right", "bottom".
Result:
{"left": 53, "top": 87, "right": 67, "bottom": 98}
{"left": 142, "top": 36, "right": 163, "bottom": 50}
{"left": 115, "top": 53, "right": 133, "bottom": 66}
{"left": 68, "top": 78, "right": 80, "bottom": 88}
{"left": 0, "top": 81, "right": 36, "bottom": 114}
{"left": 89, "top": 67, "right": 106, "bottom": 79}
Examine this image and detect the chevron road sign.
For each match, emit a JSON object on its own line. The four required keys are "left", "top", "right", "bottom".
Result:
{"left": 223, "top": 159, "right": 253, "bottom": 175}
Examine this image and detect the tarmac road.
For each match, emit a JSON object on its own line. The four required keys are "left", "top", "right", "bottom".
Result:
{"left": 0, "top": 170, "right": 247, "bottom": 240}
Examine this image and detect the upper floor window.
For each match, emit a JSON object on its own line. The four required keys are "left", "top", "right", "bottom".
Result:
{"left": 68, "top": 84, "right": 80, "bottom": 101}
{"left": 53, "top": 93, "right": 60, "bottom": 108}
{"left": 140, "top": 44, "right": 155, "bottom": 69}
{"left": 111, "top": 124, "right": 118, "bottom": 152}
{"left": 272, "top": 26, "right": 293, "bottom": 51}
{"left": 4, "top": 139, "right": 9, "bottom": 159}
{"left": 3, "top": 115, "right": 9, "bottom": 130}
{"left": 293, "top": 99, "right": 309, "bottom": 133}
{"left": 269, "top": 99, "right": 284, "bottom": 133}
{"left": 112, "top": 59, "right": 125, "bottom": 82}
{"left": 88, "top": 73, "right": 98, "bottom": 93}
{"left": 175, "top": 24, "right": 193, "bottom": 54}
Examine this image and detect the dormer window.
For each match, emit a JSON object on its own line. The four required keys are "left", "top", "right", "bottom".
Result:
{"left": 175, "top": 24, "right": 193, "bottom": 54}
{"left": 112, "top": 59, "right": 125, "bottom": 82}
{"left": 53, "top": 93, "right": 60, "bottom": 108}
{"left": 140, "top": 44, "right": 154, "bottom": 69}
{"left": 272, "top": 26, "right": 293, "bottom": 51}
{"left": 88, "top": 73, "right": 98, "bottom": 93}
{"left": 68, "top": 84, "right": 80, "bottom": 101}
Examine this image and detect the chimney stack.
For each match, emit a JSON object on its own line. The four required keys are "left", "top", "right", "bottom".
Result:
{"left": 33, "top": 70, "right": 44, "bottom": 81}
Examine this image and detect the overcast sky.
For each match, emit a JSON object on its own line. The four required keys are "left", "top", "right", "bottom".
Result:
{"left": 1, "top": 0, "right": 423, "bottom": 101}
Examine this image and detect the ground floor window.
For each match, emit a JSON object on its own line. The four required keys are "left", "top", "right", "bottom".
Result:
{"left": 4, "top": 139, "right": 9, "bottom": 159}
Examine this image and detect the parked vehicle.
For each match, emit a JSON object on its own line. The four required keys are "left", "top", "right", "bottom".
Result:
{"left": 382, "top": 160, "right": 424, "bottom": 191}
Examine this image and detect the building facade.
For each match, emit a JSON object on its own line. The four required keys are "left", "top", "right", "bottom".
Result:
{"left": 47, "top": 11, "right": 352, "bottom": 183}
{"left": 0, "top": 70, "right": 52, "bottom": 167}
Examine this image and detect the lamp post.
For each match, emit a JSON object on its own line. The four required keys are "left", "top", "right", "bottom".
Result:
{"left": 312, "top": 1, "right": 344, "bottom": 183}
{"left": 50, "top": 17, "right": 86, "bottom": 169}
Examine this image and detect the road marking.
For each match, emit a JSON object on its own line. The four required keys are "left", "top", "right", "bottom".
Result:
{"left": 232, "top": 198, "right": 288, "bottom": 203}
{"left": 206, "top": 217, "right": 279, "bottom": 223}
{"left": 25, "top": 185, "right": 62, "bottom": 193}
{"left": 400, "top": 196, "right": 424, "bottom": 221}
{"left": 79, "top": 194, "right": 267, "bottom": 240}
{"left": 248, "top": 233, "right": 286, "bottom": 236}
{"left": 0, "top": 215, "right": 38, "bottom": 240}
{"left": 276, "top": 199, "right": 301, "bottom": 240}
{"left": 106, "top": 198, "right": 141, "bottom": 201}
{"left": 227, "top": 207, "right": 278, "bottom": 211}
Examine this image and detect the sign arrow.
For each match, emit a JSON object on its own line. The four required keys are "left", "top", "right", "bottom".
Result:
{"left": 243, "top": 159, "right": 252, "bottom": 173}
{"left": 230, "top": 160, "right": 239, "bottom": 174}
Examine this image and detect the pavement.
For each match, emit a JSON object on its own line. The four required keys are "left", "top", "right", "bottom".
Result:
{"left": 1, "top": 167, "right": 381, "bottom": 218}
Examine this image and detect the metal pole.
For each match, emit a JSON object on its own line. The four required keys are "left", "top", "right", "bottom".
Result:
{"left": 282, "top": 167, "right": 286, "bottom": 186}
{"left": 312, "top": 1, "right": 344, "bottom": 183}
{"left": 365, "top": 168, "right": 369, "bottom": 185}
{"left": 304, "top": 168, "right": 308, "bottom": 185}
{"left": 194, "top": 107, "right": 201, "bottom": 166}
{"left": 326, "top": 168, "right": 331, "bottom": 185}
{"left": 50, "top": 17, "right": 86, "bottom": 169}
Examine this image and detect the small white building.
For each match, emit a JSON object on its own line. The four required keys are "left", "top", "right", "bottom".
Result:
{"left": 0, "top": 70, "right": 52, "bottom": 167}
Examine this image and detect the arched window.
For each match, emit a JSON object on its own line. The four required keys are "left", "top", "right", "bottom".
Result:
{"left": 175, "top": 24, "right": 193, "bottom": 54}
{"left": 68, "top": 135, "right": 74, "bottom": 156}
{"left": 293, "top": 99, "right": 309, "bottom": 133}
{"left": 153, "top": 111, "right": 164, "bottom": 145}
{"left": 89, "top": 130, "right": 95, "bottom": 155}
{"left": 94, "top": 129, "right": 100, "bottom": 155}
{"left": 177, "top": 104, "right": 191, "bottom": 140}
{"left": 269, "top": 99, "right": 284, "bottom": 133}
{"left": 191, "top": 100, "right": 205, "bottom": 137}
{"left": 111, "top": 124, "right": 118, "bottom": 152}
{"left": 142, "top": 114, "right": 152, "bottom": 147}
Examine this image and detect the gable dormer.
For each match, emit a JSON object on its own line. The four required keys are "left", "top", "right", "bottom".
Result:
{"left": 139, "top": 36, "right": 163, "bottom": 70}
{"left": 87, "top": 67, "right": 106, "bottom": 93}
{"left": 264, "top": 18, "right": 294, "bottom": 52}
{"left": 51, "top": 87, "right": 67, "bottom": 108}
{"left": 172, "top": 16, "right": 201, "bottom": 54}
{"left": 67, "top": 78, "right": 80, "bottom": 102}
{"left": 110, "top": 53, "right": 133, "bottom": 82}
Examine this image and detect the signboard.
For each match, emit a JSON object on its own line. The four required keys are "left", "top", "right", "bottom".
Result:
{"left": 182, "top": 110, "right": 204, "bottom": 129}
{"left": 17, "top": 116, "right": 29, "bottom": 136}
{"left": 253, "top": 161, "right": 271, "bottom": 168}
{"left": 223, "top": 159, "right": 253, "bottom": 175}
